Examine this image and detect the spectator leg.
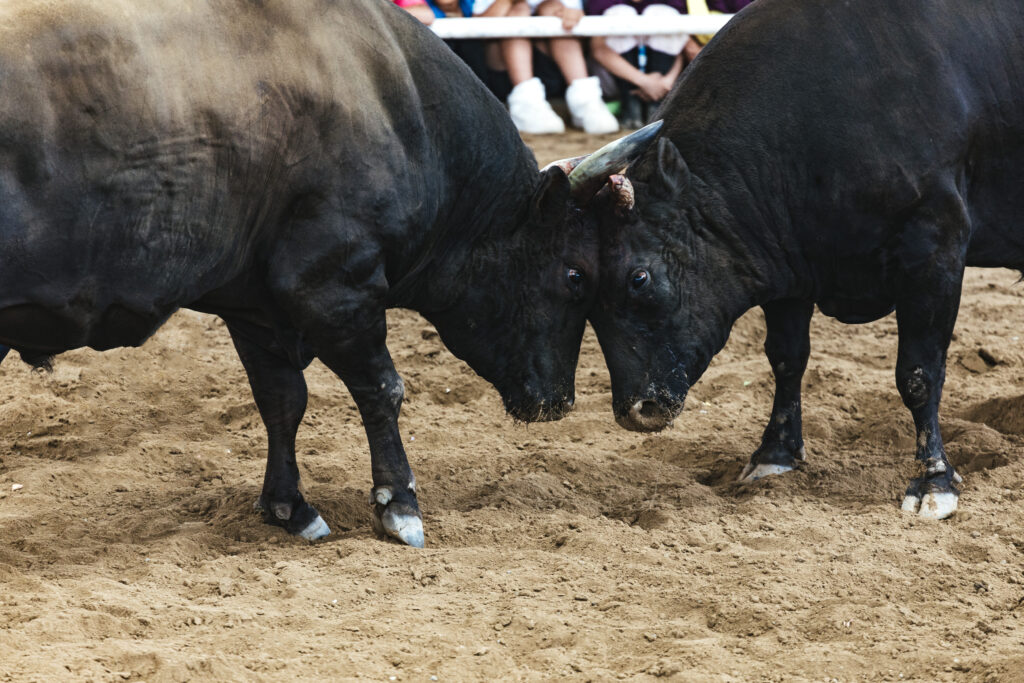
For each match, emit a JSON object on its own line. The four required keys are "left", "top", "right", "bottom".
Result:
{"left": 501, "top": 1, "right": 535, "bottom": 85}
{"left": 534, "top": 2, "right": 587, "bottom": 82}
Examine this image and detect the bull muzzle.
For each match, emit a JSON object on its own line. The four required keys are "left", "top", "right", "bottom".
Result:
{"left": 616, "top": 399, "right": 676, "bottom": 432}
{"left": 613, "top": 388, "right": 686, "bottom": 432}
{"left": 506, "top": 394, "right": 575, "bottom": 423}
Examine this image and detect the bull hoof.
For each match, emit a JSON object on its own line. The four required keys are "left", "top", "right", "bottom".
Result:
{"left": 381, "top": 508, "right": 425, "bottom": 548}
{"left": 738, "top": 444, "right": 806, "bottom": 482}
{"left": 255, "top": 494, "right": 330, "bottom": 540}
{"left": 900, "top": 467, "right": 961, "bottom": 520}
{"left": 739, "top": 462, "right": 794, "bottom": 482}
{"left": 297, "top": 515, "right": 332, "bottom": 540}
{"left": 370, "top": 486, "right": 424, "bottom": 548}
{"left": 901, "top": 492, "right": 958, "bottom": 519}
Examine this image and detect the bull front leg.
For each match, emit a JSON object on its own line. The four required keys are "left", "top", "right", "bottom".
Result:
{"left": 739, "top": 299, "right": 813, "bottom": 482}
{"left": 894, "top": 307, "right": 963, "bottom": 519}
{"left": 893, "top": 214, "right": 966, "bottom": 519}
{"left": 227, "top": 322, "right": 330, "bottom": 540}
{"left": 305, "top": 315, "right": 423, "bottom": 548}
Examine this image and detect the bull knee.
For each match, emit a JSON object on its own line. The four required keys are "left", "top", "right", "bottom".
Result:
{"left": 386, "top": 375, "right": 405, "bottom": 412}
{"left": 897, "top": 366, "right": 930, "bottom": 409}
{"left": 770, "top": 359, "right": 789, "bottom": 377}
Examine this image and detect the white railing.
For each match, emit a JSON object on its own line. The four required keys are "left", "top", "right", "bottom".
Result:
{"left": 430, "top": 14, "right": 733, "bottom": 40}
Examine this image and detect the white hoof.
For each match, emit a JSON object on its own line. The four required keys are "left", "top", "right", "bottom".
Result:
{"left": 918, "top": 492, "right": 958, "bottom": 520}
{"left": 297, "top": 515, "right": 331, "bottom": 541}
{"left": 900, "top": 492, "right": 958, "bottom": 519}
{"left": 738, "top": 462, "right": 794, "bottom": 482}
{"left": 900, "top": 495, "right": 921, "bottom": 513}
{"left": 382, "top": 510, "right": 425, "bottom": 548}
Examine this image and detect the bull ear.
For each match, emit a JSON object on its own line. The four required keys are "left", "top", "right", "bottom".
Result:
{"left": 529, "top": 165, "right": 572, "bottom": 229}
{"left": 632, "top": 137, "right": 690, "bottom": 201}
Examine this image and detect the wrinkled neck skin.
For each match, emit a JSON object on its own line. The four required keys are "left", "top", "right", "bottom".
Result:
{"left": 386, "top": 144, "right": 587, "bottom": 419}
{"left": 388, "top": 146, "right": 538, "bottom": 369}
{"left": 380, "top": 45, "right": 544, "bottom": 315}
{"left": 386, "top": 146, "right": 539, "bottom": 314}
{"left": 688, "top": 166, "right": 800, "bottom": 323}
{"left": 673, "top": 169, "right": 800, "bottom": 380}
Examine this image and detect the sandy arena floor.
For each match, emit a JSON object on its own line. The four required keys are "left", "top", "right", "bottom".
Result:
{"left": 2, "top": 132, "right": 1024, "bottom": 682}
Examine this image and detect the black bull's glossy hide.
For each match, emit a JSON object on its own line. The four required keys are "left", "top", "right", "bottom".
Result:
{"left": 0, "top": 0, "right": 659, "bottom": 546}
{"left": 589, "top": 0, "right": 1024, "bottom": 520}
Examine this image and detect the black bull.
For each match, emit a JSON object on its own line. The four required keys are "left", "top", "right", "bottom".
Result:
{"left": 0, "top": 0, "right": 658, "bottom": 546}
{"left": 590, "top": 0, "right": 1024, "bottom": 520}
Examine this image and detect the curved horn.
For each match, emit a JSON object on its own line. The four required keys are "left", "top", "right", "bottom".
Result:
{"left": 567, "top": 120, "right": 663, "bottom": 202}
{"left": 541, "top": 155, "right": 588, "bottom": 175}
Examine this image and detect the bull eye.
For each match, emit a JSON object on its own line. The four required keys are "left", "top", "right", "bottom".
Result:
{"left": 631, "top": 269, "right": 650, "bottom": 290}
{"left": 566, "top": 266, "right": 585, "bottom": 287}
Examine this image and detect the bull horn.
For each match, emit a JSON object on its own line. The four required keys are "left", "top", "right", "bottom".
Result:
{"left": 567, "top": 120, "right": 663, "bottom": 202}
{"left": 541, "top": 155, "right": 588, "bottom": 175}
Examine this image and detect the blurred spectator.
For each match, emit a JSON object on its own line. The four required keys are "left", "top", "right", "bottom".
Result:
{"left": 394, "top": 0, "right": 437, "bottom": 25}
{"left": 395, "top": 1, "right": 494, "bottom": 91}
{"left": 427, "top": 0, "right": 475, "bottom": 18}
{"left": 589, "top": 0, "right": 755, "bottom": 127}
{"left": 475, "top": 0, "right": 619, "bottom": 135}
{"left": 588, "top": 1, "right": 687, "bottom": 128}
{"left": 395, "top": 0, "right": 477, "bottom": 24}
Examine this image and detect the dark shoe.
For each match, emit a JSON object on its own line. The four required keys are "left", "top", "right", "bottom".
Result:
{"left": 620, "top": 94, "right": 645, "bottom": 129}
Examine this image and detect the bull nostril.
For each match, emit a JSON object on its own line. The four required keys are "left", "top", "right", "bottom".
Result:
{"left": 624, "top": 399, "right": 673, "bottom": 431}
{"left": 619, "top": 399, "right": 673, "bottom": 433}
{"left": 638, "top": 400, "right": 661, "bottom": 420}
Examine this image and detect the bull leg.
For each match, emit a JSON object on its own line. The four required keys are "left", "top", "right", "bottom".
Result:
{"left": 739, "top": 299, "right": 813, "bottom": 482}
{"left": 227, "top": 324, "right": 330, "bottom": 540}
{"left": 270, "top": 227, "right": 423, "bottom": 547}
{"left": 313, "top": 330, "right": 423, "bottom": 548}
{"left": 893, "top": 232, "right": 965, "bottom": 519}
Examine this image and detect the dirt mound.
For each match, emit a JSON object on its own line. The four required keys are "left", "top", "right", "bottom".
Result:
{"left": 963, "top": 395, "right": 1024, "bottom": 435}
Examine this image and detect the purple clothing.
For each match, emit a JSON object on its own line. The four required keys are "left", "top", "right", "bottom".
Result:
{"left": 587, "top": 0, "right": 687, "bottom": 15}
{"left": 586, "top": 0, "right": 752, "bottom": 14}
{"left": 707, "top": 0, "right": 753, "bottom": 11}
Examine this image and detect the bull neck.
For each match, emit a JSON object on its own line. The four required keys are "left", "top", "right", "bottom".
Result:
{"left": 385, "top": 140, "right": 540, "bottom": 312}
